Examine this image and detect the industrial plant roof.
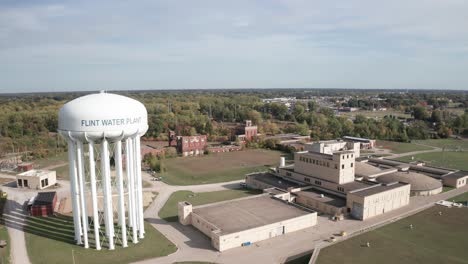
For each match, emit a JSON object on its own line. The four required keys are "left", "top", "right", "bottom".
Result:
{"left": 355, "top": 162, "right": 382, "bottom": 176}
{"left": 376, "top": 171, "right": 442, "bottom": 191}
{"left": 349, "top": 182, "right": 407, "bottom": 197}
{"left": 33, "top": 192, "right": 56, "bottom": 206}
{"left": 443, "top": 171, "right": 468, "bottom": 180}
{"left": 296, "top": 189, "right": 346, "bottom": 208}
{"left": 248, "top": 172, "right": 305, "bottom": 190}
{"left": 17, "top": 170, "right": 53, "bottom": 177}
{"left": 193, "top": 195, "right": 312, "bottom": 235}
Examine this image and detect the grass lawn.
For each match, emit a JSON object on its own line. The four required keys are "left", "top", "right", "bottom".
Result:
{"left": 396, "top": 151, "right": 468, "bottom": 171}
{"left": 375, "top": 140, "right": 433, "bottom": 154}
{"left": 317, "top": 206, "right": 468, "bottom": 264}
{"left": 159, "top": 189, "right": 262, "bottom": 222}
{"left": 0, "top": 197, "right": 10, "bottom": 264}
{"left": 161, "top": 149, "right": 283, "bottom": 185}
{"left": 449, "top": 192, "right": 468, "bottom": 203}
{"left": 34, "top": 151, "right": 69, "bottom": 168}
{"left": 25, "top": 215, "right": 176, "bottom": 264}
{"left": 414, "top": 138, "right": 468, "bottom": 151}
{"left": 443, "top": 186, "right": 455, "bottom": 192}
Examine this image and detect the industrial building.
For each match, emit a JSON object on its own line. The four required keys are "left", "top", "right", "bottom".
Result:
{"left": 16, "top": 170, "right": 56, "bottom": 190}
{"left": 29, "top": 191, "right": 57, "bottom": 217}
{"left": 246, "top": 141, "right": 411, "bottom": 220}
{"left": 178, "top": 194, "right": 317, "bottom": 251}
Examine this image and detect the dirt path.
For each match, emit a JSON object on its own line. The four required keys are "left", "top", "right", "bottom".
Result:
{"left": 3, "top": 194, "right": 32, "bottom": 264}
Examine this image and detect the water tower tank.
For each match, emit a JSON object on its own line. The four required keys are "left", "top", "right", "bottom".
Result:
{"left": 58, "top": 92, "right": 148, "bottom": 250}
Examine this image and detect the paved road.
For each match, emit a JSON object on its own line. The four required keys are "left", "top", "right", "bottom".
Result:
{"left": 386, "top": 144, "right": 442, "bottom": 159}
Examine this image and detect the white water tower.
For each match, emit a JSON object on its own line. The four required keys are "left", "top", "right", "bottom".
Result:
{"left": 58, "top": 91, "right": 148, "bottom": 250}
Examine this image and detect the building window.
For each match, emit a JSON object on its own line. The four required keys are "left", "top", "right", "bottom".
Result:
{"left": 314, "top": 180, "right": 321, "bottom": 185}
{"left": 286, "top": 172, "right": 292, "bottom": 177}
{"left": 304, "top": 178, "right": 311, "bottom": 182}
{"left": 337, "top": 187, "right": 344, "bottom": 192}
{"left": 342, "top": 164, "right": 345, "bottom": 169}
{"left": 335, "top": 164, "right": 338, "bottom": 169}
{"left": 351, "top": 163, "right": 353, "bottom": 168}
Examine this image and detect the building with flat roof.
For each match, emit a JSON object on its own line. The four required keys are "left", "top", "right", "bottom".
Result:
{"left": 246, "top": 141, "right": 411, "bottom": 220}
{"left": 178, "top": 194, "right": 317, "bottom": 251}
{"left": 442, "top": 171, "right": 468, "bottom": 188}
{"left": 169, "top": 131, "right": 208, "bottom": 157}
{"left": 29, "top": 191, "right": 57, "bottom": 216}
{"left": 16, "top": 170, "right": 56, "bottom": 190}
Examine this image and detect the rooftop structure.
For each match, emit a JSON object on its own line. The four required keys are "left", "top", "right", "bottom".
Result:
{"left": 376, "top": 172, "right": 443, "bottom": 196}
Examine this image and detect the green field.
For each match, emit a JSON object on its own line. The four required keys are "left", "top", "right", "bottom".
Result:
{"left": 450, "top": 192, "right": 468, "bottom": 203}
{"left": 0, "top": 197, "right": 10, "bottom": 264}
{"left": 25, "top": 215, "right": 176, "bottom": 264}
{"left": 414, "top": 138, "right": 468, "bottom": 151}
{"left": 159, "top": 189, "right": 262, "bottom": 222}
{"left": 161, "top": 149, "right": 283, "bottom": 185}
{"left": 396, "top": 151, "right": 468, "bottom": 171}
{"left": 317, "top": 206, "right": 468, "bottom": 264}
{"left": 375, "top": 140, "right": 433, "bottom": 154}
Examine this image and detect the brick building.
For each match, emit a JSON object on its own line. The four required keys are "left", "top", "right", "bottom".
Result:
{"left": 169, "top": 131, "right": 208, "bottom": 157}
{"left": 236, "top": 120, "right": 258, "bottom": 141}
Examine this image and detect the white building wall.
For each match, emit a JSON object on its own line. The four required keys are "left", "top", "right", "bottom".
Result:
{"left": 294, "top": 151, "right": 355, "bottom": 184}
{"left": 215, "top": 213, "right": 317, "bottom": 251}
{"left": 347, "top": 184, "right": 410, "bottom": 220}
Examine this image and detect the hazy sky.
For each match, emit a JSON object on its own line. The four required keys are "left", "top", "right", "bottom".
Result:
{"left": 1, "top": 0, "right": 468, "bottom": 93}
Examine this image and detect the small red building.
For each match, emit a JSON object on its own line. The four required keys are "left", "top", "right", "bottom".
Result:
{"left": 17, "top": 162, "right": 34, "bottom": 172}
{"left": 30, "top": 191, "right": 57, "bottom": 217}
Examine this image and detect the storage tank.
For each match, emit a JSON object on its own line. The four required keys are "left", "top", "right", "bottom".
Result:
{"left": 58, "top": 91, "right": 148, "bottom": 250}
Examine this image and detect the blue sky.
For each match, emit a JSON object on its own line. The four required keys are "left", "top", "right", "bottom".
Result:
{"left": 1, "top": 0, "right": 468, "bottom": 93}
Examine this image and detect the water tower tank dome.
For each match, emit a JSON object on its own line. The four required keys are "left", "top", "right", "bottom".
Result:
{"left": 58, "top": 92, "right": 148, "bottom": 140}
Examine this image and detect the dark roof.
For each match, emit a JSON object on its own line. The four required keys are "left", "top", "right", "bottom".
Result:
{"left": 443, "top": 171, "right": 468, "bottom": 180}
{"left": 297, "top": 189, "right": 347, "bottom": 208}
{"left": 339, "top": 181, "right": 374, "bottom": 192}
{"left": 249, "top": 172, "right": 305, "bottom": 190}
{"left": 349, "top": 182, "right": 407, "bottom": 197}
{"left": 33, "top": 192, "right": 56, "bottom": 206}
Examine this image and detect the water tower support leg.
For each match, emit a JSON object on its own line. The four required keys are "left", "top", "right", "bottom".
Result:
{"left": 68, "top": 141, "right": 82, "bottom": 244}
{"left": 88, "top": 141, "right": 101, "bottom": 250}
{"left": 76, "top": 141, "right": 89, "bottom": 248}
{"left": 115, "top": 140, "right": 128, "bottom": 247}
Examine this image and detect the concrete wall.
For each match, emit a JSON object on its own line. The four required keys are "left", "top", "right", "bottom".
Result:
{"left": 214, "top": 212, "right": 317, "bottom": 251}
{"left": 295, "top": 195, "right": 347, "bottom": 216}
{"left": 443, "top": 176, "right": 468, "bottom": 188}
{"left": 411, "top": 187, "right": 442, "bottom": 196}
{"left": 294, "top": 151, "right": 355, "bottom": 184}
{"left": 347, "top": 184, "right": 410, "bottom": 220}
{"left": 16, "top": 171, "right": 56, "bottom": 190}
{"left": 278, "top": 168, "right": 346, "bottom": 197}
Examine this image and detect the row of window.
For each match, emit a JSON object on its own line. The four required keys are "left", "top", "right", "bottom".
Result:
{"left": 342, "top": 154, "right": 354, "bottom": 159}
{"left": 299, "top": 156, "right": 331, "bottom": 168}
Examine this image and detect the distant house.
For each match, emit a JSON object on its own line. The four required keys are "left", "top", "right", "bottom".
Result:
{"left": 236, "top": 120, "right": 258, "bottom": 141}
{"left": 168, "top": 131, "right": 208, "bottom": 157}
